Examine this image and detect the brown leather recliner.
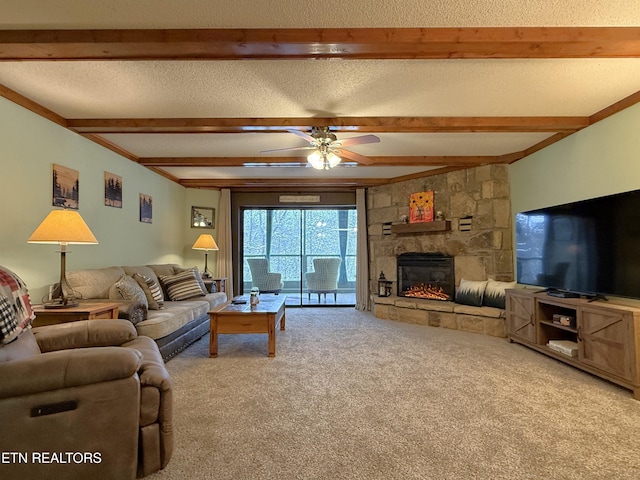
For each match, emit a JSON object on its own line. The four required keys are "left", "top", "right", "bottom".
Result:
{"left": 0, "top": 266, "right": 173, "bottom": 479}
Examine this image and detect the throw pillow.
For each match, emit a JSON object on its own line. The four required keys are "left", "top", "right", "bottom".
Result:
{"left": 109, "top": 274, "right": 149, "bottom": 309}
{"left": 175, "top": 266, "right": 208, "bottom": 293}
{"left": 483, "top": 279, "right": 517, "bottom": 309}
{"left": 159, "top": 269, "right": 207, "bottom": 301}
{"left": 455, "top": 278, "right": 488, "bottom": 307}
{"left": 0, "top": 266, "right": 36, "bottom": 345}
{"left": 133, "top": 273, "right": 164, "bottom": 310}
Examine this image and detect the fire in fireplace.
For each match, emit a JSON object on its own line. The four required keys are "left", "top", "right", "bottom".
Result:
{"left": 397, "top": 253, "right": 454, "bottom": 301}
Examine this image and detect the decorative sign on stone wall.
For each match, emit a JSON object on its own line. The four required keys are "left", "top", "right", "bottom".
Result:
{"left": 409, "top": 191, "right": 434, "bottom": 223}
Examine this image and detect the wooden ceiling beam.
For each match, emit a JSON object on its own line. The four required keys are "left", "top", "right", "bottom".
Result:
{"left": 72, "top": 116, "right": 587, "bottom": 134}
{"left": 140, "top": 155, "right": 505, "bottom": 167}
{"left": 179, "top": 177, "right": 388, "bottom": 189}
{"left": 1, "top": 27, "right": 640, "bottom": 60}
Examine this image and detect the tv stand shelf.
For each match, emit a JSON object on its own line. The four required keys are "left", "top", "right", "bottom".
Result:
{"left": 506, "top": 289, "right": 640, "bottom": 400}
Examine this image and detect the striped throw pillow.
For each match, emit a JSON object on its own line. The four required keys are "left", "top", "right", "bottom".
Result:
{"left": 159, "top": 269, "right": 207, "bottom": 301}
{"left": 133, "top": 273, "right": 164, "bottom": 310}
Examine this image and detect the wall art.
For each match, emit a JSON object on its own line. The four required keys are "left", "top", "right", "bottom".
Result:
{"left": 191, "top": 206, "right": 214, "bottom": 228}
{"left": 52, "top": 164, "right": 79, "bottom": 209}
{"left": 139, "top": 194, "right": 152, "bottom": 223}
{"left": 104, "top": 172, "right": 122, "bottom": 208}
{"left": 409, "top": 191, "right": 434, "bottom": 223}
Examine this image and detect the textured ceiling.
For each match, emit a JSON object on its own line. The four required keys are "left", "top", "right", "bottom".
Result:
{"left": 1, "top": 1, "right": 640, "bottom": 190}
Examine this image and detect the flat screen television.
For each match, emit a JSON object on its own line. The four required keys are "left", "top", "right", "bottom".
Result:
{"left": 515, "top": 189, "right": 640, "bottom": 299}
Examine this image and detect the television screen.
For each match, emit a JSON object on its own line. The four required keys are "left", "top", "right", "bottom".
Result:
{"left": 515, "top": 189, "right": 640, "bottom": 299}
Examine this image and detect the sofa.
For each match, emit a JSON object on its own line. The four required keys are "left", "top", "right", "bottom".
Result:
{"left": 66, "top": 264, "right": 227, "bottom": 361}
{"left": 0, "top": 265, "right": 173, "bottom": 479}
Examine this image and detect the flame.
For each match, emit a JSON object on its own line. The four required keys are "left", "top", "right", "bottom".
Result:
{"left": 402, "top": 283, "right": 449, "bottom": 301}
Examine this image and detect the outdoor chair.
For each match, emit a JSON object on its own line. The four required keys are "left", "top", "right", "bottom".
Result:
{"left": 247, "top": 258, "right": 283, "bottom": 294}
{"left": 305, "top": 258, "right": 342, "bottom": 302}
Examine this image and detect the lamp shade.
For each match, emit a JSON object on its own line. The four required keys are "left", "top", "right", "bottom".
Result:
{"left": 192, "top": 234, "right": 219, "bottom": 251}
{"left": 27, "top": 210, "right": 98, "bottom": 244}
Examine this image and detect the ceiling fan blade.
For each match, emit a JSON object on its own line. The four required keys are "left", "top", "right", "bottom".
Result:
{"left": 260, "top": 146, "right": 316, "bottom": 154}
{"left": 333, "top": 148, "right": 375, "bottom": 166}
{"left": 287, "top": 129, "right": 318, "bottom": 144}
{"left": 334, "top": 134, "right": 380, "bottom": 147}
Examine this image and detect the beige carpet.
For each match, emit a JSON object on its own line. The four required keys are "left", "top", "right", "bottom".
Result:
{"left": 149, "top": 308, "right": 640, "bottom": 480}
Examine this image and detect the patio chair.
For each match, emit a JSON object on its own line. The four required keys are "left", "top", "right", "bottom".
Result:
{"left": 247, "top": 258, "right": 283, "bottom": 294}
{"left": 305, "top": 258, "right": 342, "bottom": 302}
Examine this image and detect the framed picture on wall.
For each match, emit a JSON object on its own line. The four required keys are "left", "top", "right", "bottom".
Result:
{"left": 191, "top": 206, "right": 214, "bottom": 228}
{"left": 52, "top": 164, "right": 79, "bottom": 209}
{"left": 104, "top": 172, "right": 122, "bottom": 208}
{"left": 409, "top": 191, "right": 434, "bottom": 223}
{"left": 139, "top": 194, "right": 152, "bottom": 223}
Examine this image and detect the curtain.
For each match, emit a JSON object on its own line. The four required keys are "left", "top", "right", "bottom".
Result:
{"left": 355, "top": 188, "right": 370, "bottom": 311}
{"left": 217, "top": 189, "right": 234, "bottom": 299}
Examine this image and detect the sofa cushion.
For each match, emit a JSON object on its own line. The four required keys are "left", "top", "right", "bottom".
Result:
{"left": 203, "top": 292, "right": 228, "bottom": 310}
{"left": 109, "top": 274, "right": 149, "bottom": 308}
{"left": 453, "top": 304, "right": 505, "bottom": 318}
{"left": 483, "top": 279, "right": 517, "bottom": 309}
{"left": 455, "top": 278, "right": 488, "bottom": 307}
{"left": 67, "top": 266, "right": 126, "bottom": 300}
{"left": 147, "top": 264, "right": 180, "bottom": 278}
{"left": 159, "top": 269, "right": 207, "bottom": 301}
{"left": 133, "top": 273, "right": 165, "bottom": 310}
{"left": 135, "top": 301, "right": 209, "bottom": 340}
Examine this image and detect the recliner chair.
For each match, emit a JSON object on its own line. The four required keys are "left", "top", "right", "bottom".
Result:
{"left": 0, "top": 266, "right": 173, "bottom": 479}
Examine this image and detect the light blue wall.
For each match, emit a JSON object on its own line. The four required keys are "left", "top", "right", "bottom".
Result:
{"left": 509, "top": 102, "right": 640, "bottom": 302}
{"left": 0, "top": 97, "right": 187, "bottom": 301}
{"left": 510, "top": 102, "right": 640, "bottom": 215}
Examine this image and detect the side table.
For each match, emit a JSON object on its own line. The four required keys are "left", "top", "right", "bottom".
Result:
{"left": 203, "top": 277, "right": 227, "bottom": 294}
{"left": 31, "top": 301, "right": 121, "bottom": 327}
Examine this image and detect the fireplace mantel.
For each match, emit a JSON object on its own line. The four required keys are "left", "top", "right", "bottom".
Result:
{"left": 390, "top": 220, "right": 451, "bottom": 234}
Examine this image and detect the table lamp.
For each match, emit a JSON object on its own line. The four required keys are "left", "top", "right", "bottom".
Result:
{"left": 27, "top": 209, "right": 98, "bottom": 308}
{"left": 192, "top": 234, "right": 218, "bottom": 279}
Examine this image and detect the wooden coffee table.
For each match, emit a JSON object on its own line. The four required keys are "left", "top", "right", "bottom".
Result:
{"left": 209, "top": 295, "right": 286, "bottom": 357}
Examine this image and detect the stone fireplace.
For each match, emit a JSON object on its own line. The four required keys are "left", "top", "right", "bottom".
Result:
{"left": 367, "top": 165, "right": 513, "bottom": 297}
{"left": 397, "top": 253, "right": 454, "bottom": 300}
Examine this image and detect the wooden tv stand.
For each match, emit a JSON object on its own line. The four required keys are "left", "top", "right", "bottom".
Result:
{"left": 506, "top": 289, "right": 640, "bottom": 400}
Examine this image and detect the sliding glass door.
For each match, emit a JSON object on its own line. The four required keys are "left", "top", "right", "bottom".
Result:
{"left": 241, "top": 208, "right": 357, "bottom": 306}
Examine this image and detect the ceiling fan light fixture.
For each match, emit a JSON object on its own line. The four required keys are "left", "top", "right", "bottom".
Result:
{"left": 327, "top": 152, "right": 341, "bottom": 168}
{"left": 307, "top": 150, "right": 325, "bottom": 170}
{"left": 307, "top": 150, "right": 342, "bottom": 170}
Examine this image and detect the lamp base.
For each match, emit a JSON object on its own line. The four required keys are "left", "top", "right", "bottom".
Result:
{"left": 43, "top": 298, "right": 79, "bottom": 309}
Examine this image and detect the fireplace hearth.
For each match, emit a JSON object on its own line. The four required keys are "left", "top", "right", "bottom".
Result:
{"left": 397, "top": 253, "right": 454, "bottom": 301}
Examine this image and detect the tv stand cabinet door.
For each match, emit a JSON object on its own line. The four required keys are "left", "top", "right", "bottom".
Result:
{"left": 579, "top": 306, "right": 635, "bottom": 382}
{"left": 506, "top": 290, "right": 536, "bottom": 344}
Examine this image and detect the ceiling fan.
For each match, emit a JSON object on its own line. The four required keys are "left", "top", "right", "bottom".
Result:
{"left": 261, "top": 127, "right": 380, "bottom": 170}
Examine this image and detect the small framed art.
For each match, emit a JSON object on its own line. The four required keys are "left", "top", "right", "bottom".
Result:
{"left": 104, "top": 172, "right": 122, "bottom": 208}
{"left": 140, "top": 194, "right": 153, "bottom": 223}
{"left": 191, "top": 206, "right": 214, "bottom": 228}
{"left": 409, "top": 191, "right": 434, "bottom": 223}
{"left": 52, "top": 164, "right": 79, "bottom": 210}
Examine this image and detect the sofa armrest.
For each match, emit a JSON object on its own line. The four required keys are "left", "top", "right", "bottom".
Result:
{"left": 33, "top": 319, "right": 137, "bottom": 352}
{"left": 0, "top": 347, "right": 142, "bottom": 399}
{"left": 118, "top": 301, "right": 148, "bottom": 325}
